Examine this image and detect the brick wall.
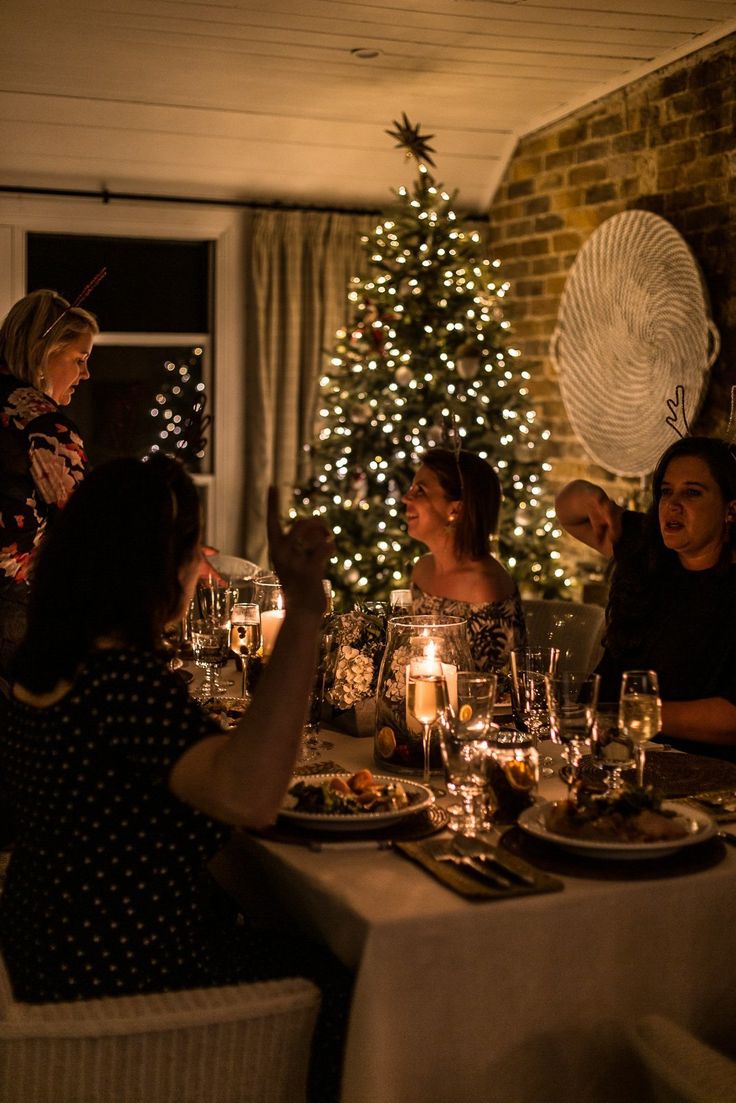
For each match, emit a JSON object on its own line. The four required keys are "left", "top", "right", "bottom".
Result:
{"left": 487, "top": 32, "right": 736, "bottom": 580}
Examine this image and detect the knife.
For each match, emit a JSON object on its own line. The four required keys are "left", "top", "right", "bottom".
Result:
{"left": 437, "top": 851, "right": 512, "bottom": 889}
{"left": 452, "top": 835, "right": 538, "bottom": 887}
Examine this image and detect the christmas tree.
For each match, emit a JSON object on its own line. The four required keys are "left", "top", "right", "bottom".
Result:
{"left": 294, "top": 115, "right": 569, "bottom": 606}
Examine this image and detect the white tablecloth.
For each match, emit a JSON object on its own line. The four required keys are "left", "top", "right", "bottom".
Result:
{"left": 213, "top": 731, "right": 736, "bottom": 1103}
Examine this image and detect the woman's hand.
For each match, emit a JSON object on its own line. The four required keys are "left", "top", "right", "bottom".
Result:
{"left": 266, "top": 487, "right": 334, "bottom": 617}
{"left": 555, "top": 479, "right": 623, "bottom": 558}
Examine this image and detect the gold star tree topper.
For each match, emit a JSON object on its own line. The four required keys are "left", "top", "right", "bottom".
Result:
{"left": 385, "top": 113, "right": 436, "bottom": 167}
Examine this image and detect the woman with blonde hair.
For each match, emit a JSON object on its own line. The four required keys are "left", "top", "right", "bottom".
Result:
{"left": 0, "top": 288, "right": 98, "bottom": 680}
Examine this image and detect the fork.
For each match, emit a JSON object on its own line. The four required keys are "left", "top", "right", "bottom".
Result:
{"left": 436, "top": 851, "right": 512, "bottom": 889}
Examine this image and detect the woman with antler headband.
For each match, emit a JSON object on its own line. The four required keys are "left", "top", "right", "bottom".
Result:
{"left": 403, "top": 448, "right": 526, "bottom": 672}
{"left": 556, "top": 435, "right": 736, "bottom": 757}
{"left": 0, "top": 287, "right": 100, "bottom": 685}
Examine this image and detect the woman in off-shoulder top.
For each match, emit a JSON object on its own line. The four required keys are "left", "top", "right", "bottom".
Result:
{"left": 403, "top": 448, "right": 526, "bottom": 672}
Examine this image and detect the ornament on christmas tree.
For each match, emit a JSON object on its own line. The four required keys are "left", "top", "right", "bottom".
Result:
{"left": 294, "top": 116, "right": 569, "bottom": 603}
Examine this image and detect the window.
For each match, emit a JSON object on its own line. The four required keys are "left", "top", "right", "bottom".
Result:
{"left": 27, "top": 233, "right": 214, "bottom": 472}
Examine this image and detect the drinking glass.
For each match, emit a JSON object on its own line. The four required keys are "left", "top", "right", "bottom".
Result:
{"left": 301, "top": 627, "right": 335, "bottom": 758}
{"left": 191, "top": 619, "right": 229, "bottom": 701}
{"left": 591, "top": 704, "right": 636, "bottom": 792}
{"left": 510, "top": 647, "right": 561, "bottom": 744}
{"left": 545, "top": 671, "right": 601, "bottom": 796}
{"left": 486, "top": 729, "right": 540, "bottom": 824}
{"left": 407, "top": 656, "right": 449, "bottom": 785}
{"left": 439, "top": 672, "right": 497, "bottom": 835}
{"left": 619, "top": 670, "right": 662, "bottom": 787}
{"left": 230, "top": 603, "right": 261, "bottom": 703}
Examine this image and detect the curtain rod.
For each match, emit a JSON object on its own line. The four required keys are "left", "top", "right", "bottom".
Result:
{"left": 0, "top": 183, "right": 380, "bottom": 217}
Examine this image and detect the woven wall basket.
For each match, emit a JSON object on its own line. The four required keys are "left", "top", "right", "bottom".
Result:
{"left": 550, "top": 209, "right": 720, "bottom": 477}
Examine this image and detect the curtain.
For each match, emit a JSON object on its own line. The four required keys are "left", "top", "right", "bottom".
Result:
{"left": 240, "top": 208, "right": 372, "bottom": 565}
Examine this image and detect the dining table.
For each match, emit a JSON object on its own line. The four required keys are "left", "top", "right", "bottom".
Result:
{"left": 210, "top": 719, "right": 736, "bottom": 1103}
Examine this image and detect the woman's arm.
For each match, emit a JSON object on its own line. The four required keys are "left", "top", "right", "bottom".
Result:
{"left": 661, "top": 697, "right": 736, "bottom": 745}
{"left": 555, "top": 479, "right": 623, "bottom": 558}
{"left": 169, "top": 490, "right": 333, "bottom": 828}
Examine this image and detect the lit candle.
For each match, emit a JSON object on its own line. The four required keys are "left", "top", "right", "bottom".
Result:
{"left": 261, "top": 594, "right": 285, "bottom": 658}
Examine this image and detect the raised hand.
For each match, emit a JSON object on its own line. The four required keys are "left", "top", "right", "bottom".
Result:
{"left": 266, "top": 487, "right": 334, "bottom": 617}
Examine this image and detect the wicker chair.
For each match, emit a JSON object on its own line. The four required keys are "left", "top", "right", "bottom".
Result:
{"left": 521, "top": 599, "right": 605, "bottom": 675}
{"left": 0, "top": 953, "right": 320, "bottom": 1103}
{"left": 630, "top": 1014, "right": 736, "bottom": 1103}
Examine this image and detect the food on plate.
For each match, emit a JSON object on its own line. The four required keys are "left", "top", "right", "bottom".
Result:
{"left": 286, "top": 770, "right": 417, "bottom": 815}
{"left": 547, "top": 787, "right": 690, "bottom": 843}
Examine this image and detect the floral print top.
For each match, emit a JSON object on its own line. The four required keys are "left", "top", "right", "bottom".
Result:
{"left": 0, "top": 370, "right": 87, "bottom": 585}
{"left": 410, "top": 582, "right": 527, "bottom": 673}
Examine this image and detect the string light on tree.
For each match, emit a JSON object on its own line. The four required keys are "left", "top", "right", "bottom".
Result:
{"left": 295, "top": 116, "right": 569, "bottom": 605}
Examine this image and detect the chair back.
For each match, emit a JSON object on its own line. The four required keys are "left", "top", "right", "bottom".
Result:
{"left": 0, "top": 952, "right": 319, "bottom": 1103}
{"left": 522, "top": 599, "right": 605, "bottom": 675}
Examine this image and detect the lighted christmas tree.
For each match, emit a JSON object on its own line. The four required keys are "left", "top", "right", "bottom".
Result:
{"left": 294, "top": 115, "right": 569, "bottom": 606}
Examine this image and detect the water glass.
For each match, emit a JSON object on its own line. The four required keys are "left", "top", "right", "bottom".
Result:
{"left": 591, "top": 704, "right": 635, "bottom": 792}
{"left": 545, "top": 671, "right": 601, "bottom": 794}
{"left": 619, "top": 669, "right": 662, "bottom": 787}
{"left": 191, "top": 619, "right": 229, "bottom": 701}
{"left": 439, "top": 672, "right": 497, "bottom": 835}
{"left": 510, "top": 647, "right": 560, "bottom": 743}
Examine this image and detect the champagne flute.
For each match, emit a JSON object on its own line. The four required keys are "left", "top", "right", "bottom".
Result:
{"left": 545, "top": 671, "right": 601, "bottom": 797}
{"left": 439, "top": 672, "right": 497, "bottom": 835}
{"left": 619, "top": 670, "right": 662, "bottom": 788}
{"left": 407, "top": 656, "right": 449, "bottom": 785}
{"left": 230, "top": 603, "right": 261, "bottom": 703}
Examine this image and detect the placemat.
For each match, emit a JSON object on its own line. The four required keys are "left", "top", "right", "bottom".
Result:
{"left": 499, "top": 825, "right": 726, "bottom": 881}
{"left": 579, "top": 751, "right": 736, "bottom": 798}
{"left": 396, "top": 837, "right": 563, "bottom": 900}
{"left": 261, "top": 805, "right": 449, "bottom": 847}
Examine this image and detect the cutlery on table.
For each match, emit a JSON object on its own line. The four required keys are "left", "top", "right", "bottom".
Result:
{"left": 451, "top": 834, "right": 539, "bottom": 887}
{"left": 436, "top": 851, "right": 512, "bottom": 889}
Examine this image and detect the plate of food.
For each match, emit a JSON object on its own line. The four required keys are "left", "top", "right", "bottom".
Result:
{"left": 280, "top": 769, "right": 434, "bottom": 832}
{"left": 518, "top": 788, "right": 715, "bottom": 860}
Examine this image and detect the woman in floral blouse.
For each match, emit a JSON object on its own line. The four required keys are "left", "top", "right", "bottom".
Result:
{"left": 0, "top": 289, "right": 98, "bottom": 682}
{"left": 404, "top": 448, "right": 526, "bottom": 672}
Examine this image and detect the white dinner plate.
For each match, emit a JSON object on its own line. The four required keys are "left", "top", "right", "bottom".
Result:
{"left": 280, "top": 773, "right": 435, "bottom": 833}
{"left": 518, "top": 799, "right": 715, "bottom": 860}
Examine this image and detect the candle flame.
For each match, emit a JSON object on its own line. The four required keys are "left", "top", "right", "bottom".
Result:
{"left": 425, "top": 639, "right": 436, "bottom": 662}
{"left": 276, "top": 592, "right": 284, "bottom": 611}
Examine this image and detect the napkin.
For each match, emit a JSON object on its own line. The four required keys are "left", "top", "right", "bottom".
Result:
{"left": 396, "top": 837, "right": 563, "bottom": 900}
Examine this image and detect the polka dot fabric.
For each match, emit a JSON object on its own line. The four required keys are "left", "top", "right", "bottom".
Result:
{"left": 0, "top": 649, "right": 230, "bottom": 1003}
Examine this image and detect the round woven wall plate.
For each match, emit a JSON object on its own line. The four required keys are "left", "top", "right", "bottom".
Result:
{"left": 551, "top": 210, "right": 719, "bottom": 477}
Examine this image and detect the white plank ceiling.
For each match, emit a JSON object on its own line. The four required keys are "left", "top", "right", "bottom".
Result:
{"left": 1, "top": 0, "right": 736, "bottom": 213}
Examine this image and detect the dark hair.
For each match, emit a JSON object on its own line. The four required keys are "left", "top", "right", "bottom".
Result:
{"left": 606, "top": 435, "right": 736, "bottom": 656}
{"left": 12, "top": 455, "right": 201, "bottom": 693}
{"left": 420, "top": 449, "right": 502, "bottom": 560}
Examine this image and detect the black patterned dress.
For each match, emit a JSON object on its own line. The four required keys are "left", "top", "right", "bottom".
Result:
{"left": 410, "top": 582, "right": 527, "bottom": 673}
{"left": 0, "top": 370, "right": 87, "bottom": 675}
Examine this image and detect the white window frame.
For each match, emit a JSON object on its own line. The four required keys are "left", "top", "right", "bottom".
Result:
{"left": 0, "top": 196, "right": 245, "bottom": 552}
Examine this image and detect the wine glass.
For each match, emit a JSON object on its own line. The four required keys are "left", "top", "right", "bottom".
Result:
{"left": 438, "top": 672, "right": 497, "bottom": 835}
{"left": 545, "top": 671, "right": 601, "bottom": 797}
{"left": 230, "top": 603, "right": 261, "bottom": 703}
{"left": 591, "top": 704, "right": 636, "bottom": 792}
{"left": 191, "top": 619, "right": 229, "bottom": 702}
{"left": 619, "top": 670, "right": 662, "bottom": 788}
{"left": 407, "top": 656, "right": 449, "bottom": 785}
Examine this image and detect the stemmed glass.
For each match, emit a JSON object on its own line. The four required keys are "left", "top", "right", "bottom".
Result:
{"left": 230, "top": 603, "right": 261, "bottom": 704}
{"left": 407, "top": 655, "right": 449, "bottom": 785}
{"left": 619, "top": 669, "right": 662, "bottom": 788}
{"left": 545, "top": 671, "right": 601, "bottom": 797}
{"left": 191, "top": 618, "right": 229, "bottom": 702}
{"left": 438, "top": 672, "right": 497, "bottom": 835}
{"left": 591, "top": 704, "right": 636, "bottom": 792}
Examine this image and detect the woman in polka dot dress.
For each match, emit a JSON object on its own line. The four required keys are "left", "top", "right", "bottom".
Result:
{"left": 0, "top": 454, "right": 347, "bottom": 1098}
